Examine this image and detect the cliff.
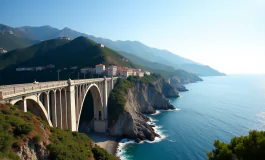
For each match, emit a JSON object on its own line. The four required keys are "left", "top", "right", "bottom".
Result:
{"left": 169, "top": 76, "right": 189, "bottom": 91}
{"left": 153, "top": 77, "right": 180, "bottom": 97}
{"left": 108, "top": 75, "right": 177, "bottom": 142}
{"left": 172, "top": 70, "right": 203, "bottom": 84}
{"left": 16, "top": 138, "right": 49, "bottom": 160}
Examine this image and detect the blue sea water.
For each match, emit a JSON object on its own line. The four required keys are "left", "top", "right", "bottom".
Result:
{"left": 117, "top": 75, "right": 265, "bottom": 160}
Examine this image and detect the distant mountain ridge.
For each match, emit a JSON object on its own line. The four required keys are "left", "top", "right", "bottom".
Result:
{"left": 0, "top": 36, "right": 201, "bottom": 90}
{"left": 0, "top": 24, "right": 225, "bottom": 76}
{"left": 0, "top": 24, "right": 38, "bottom": 51}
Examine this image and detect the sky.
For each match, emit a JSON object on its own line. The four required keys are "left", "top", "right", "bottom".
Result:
{"left": 0, "top": 0, "right": 265, "bottom": 74}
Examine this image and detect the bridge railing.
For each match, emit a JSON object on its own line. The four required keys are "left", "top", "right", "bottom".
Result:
{"left": 71, "top": 77, "right": 118, "bottom": 85}
{"left": 0, "top": 81, "right": 68, "bottom": 99}
{"left": 72, "top": 78, "right": 104, "bottom": 84}
{"left": 0, "top": 80, "right": 68, "bottom": 89}
{"left": 0, "top": 77, "right": 119, "bottom": 100}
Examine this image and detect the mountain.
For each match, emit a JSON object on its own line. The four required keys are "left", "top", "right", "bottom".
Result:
{"left": 0, "top": 24, "right": 224, "bottom": 76}
{"left": 119, "top": 51, "right": 202, "bottom": 84}
{"left": 0, "top": 36, "right": 201, "bottom": 92}
{"left": 86, "top": 37, "right": 225, "bottom": 76}
{"left": 0, "top": 38, "right": 70, "bottom": 70}
{"left": 179, "top": 63, "right": 226, "bottom": 76}
{"left": 13, "top": 25, "right": 224, "bottom": 76}
{"left": 0, "top": 24, "right": 38, "bottom": 51}
{"left": 0, "top": 36, "right": 138, "bottom": 84}
{"left": 18, "top": 25, "right": 59, "bottom": 40}
{"left": 16, "top": 36, "right": 136, "bottom": 68}
{"left": 17, "top": 26, "right": 87, "bottom": 40}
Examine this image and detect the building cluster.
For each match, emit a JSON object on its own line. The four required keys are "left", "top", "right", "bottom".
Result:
{"left": 16, "top": 64, "right": 55, "bottom": 72}
{"left": 97, "top": 44, "right": 105, "bottom": 48}
{"left": 0, "top": 48, "right": 7, "bottom": 54}
{"left": 57, "top": 37, "right": 71, "bottom": 40}
{"left": 80, "top": 64, "right": 150, "bottom": 78}
{"left": 0, "top": 30, "right": 14, "bottom": 35}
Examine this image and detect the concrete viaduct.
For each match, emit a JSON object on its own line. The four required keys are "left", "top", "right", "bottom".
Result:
{"left": 0, "top": 77, "right": 118, "bottom": 132}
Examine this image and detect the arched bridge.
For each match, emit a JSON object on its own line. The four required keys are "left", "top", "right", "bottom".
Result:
{"left": 0, "top": 77, "right": 118, "bottom": 132}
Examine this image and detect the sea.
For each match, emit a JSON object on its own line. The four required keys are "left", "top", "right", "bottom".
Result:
{"left": 117, "top": 75, "right": 265, "bottom": 160}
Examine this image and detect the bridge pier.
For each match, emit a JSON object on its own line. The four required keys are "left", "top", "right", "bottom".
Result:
{"left": 61, "top": 89, "right": 67, "bottom": 129}
{"left": 94, "top": 120, "right": 108, "bottom": 132}
{"left": 51, "top": 91, "right": 57, "bottom": 127}
{"left": 67, "top": 80, "right": 77, "bottom": 131}
{"left": 56, "top": 89, "right": 62, "bottom": 129}
{"left": 18, "top": 98, "right": 27, "bottom": 112}
{"left": 43, "top": 92, "right": 50, "bottom": 120}
{"left": 103, "top": 77, "right": 108, "bottom": 120}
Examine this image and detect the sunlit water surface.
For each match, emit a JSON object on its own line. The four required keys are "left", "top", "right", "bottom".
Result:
{"left": 117, "top": 75, "right": 265, "bottom": 160}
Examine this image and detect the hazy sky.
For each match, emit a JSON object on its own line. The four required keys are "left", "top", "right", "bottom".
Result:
{"left": 1, "top": 0, "right": 265, "bottom": 74}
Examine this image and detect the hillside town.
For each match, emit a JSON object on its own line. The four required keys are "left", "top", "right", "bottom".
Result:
{"left": 15, "top": 63, "right": 150, "bottom": 79}
{"left": 81, "top": 64, "right": 150, "bottom": 78}
{"left": 15, "top": 64, "right": 55, "bottom": 71}
{"left": 0, "top": 48, "right": 7, "bottom": 54}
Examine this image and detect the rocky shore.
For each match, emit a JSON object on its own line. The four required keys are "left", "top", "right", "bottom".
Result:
{"left": 108, "top": 77, "right": 178, "bottom": 143}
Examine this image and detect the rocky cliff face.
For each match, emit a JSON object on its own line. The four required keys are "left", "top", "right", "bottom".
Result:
{"left": 169, "top": 76, "right": 189, "bottom": 91}
{"left": 16, "top": 123, "right": 50, "bottom": 160}
{"left": 16, "top": 140, "right": 49, "bottom": 160}
{"left": 153, "top": 77, "right": 180, "bottom": 97}
{"left": 109, "top": 80, "right": 175, "bottom": 142}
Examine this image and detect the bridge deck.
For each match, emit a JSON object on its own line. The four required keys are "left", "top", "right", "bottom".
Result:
{"left": 0, "top": 78, "right": 117, "bottom": 100}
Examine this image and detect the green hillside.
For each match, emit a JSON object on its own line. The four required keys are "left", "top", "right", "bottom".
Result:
{"left": 22, "top": 36, "right": 136, "bottom": 68}
{"left": 0, "top": 33, "right": 34, "bottom": 51}
{"left": 0, "top": 38, "right": 69, "bottom": 70}
{"left": 0, "top": 36, "right": 201, "bottom": 86}
{"left": 0, "top": 36, "right": 136, "bottom": 84}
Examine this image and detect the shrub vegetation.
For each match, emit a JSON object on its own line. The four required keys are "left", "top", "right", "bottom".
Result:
{"left": 33, "top": 134, "right": 42, "bottom": 144}
{"left": 92, "top": 145, "right": 117, "bottom": 160}
{"left": 0, "top": 104, "right": 118, "bottom": 160}
{"left": 207, "top": 130, "right": 265, "bottom": 160}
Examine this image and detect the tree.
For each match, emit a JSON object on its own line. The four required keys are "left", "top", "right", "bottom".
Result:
{"left": 207, "top": 130, "right": 265, "bottom": 160}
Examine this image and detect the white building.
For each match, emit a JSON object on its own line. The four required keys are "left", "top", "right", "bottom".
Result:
{"left": 0, "top": 48, "right": 7, "bottom": 54}
{"left": 70, "top": 66, "right": 78, "bottom": 70}
{"left": 97, "top": 44, "right": 104, "bottom": 48}
{"left": 144, "top": 71, "right": 151, "bottom": 75}
{"left": 58, "top": 37, "right": 71, "bottom": 40}
{"left": 25, "top": 67, "right": 35, "bottom": 71}
{"left": 120, "top": 69, "right": 133, "bottom": 78}
{"left": 107, "top": 65, "right": 117, "bottom": 77}
{"left": 36, "top": 66, "right": 46, "bottom": 71}
{"left": 16, "top": 68, "right": 25, "bottom": 71}
{"left": 81, "top": 67, "right": 96, "bottom": 74}
{"left": 137, "top": 72, "right": 144, "bottom": 77}
{"left": 96, "top": 64, "right": 105, "bottom": 74}
{"left": 46, "top": 64, "right": 55, "bottom": 69}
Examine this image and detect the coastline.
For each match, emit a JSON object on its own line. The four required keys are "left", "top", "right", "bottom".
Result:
{"left": 86, "top": 132, "right": 119, "bottom": 155}
{"left": 116, "top": 109, "right": 168, "bottom": 159}
{"left": 91, "top": 109, "right": 179, "bottom": 158}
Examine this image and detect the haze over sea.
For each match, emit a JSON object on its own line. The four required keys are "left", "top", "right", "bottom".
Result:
{"left": 117, "top": 75, "right": 265, "bottom": 160}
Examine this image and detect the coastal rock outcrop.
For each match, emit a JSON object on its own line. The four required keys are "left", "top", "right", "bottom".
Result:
{"left": 153, "top": 77, "right": 180, "bottom": 97}
{"left": 16, "top": 122, "right": 50, "bottom": 160}
{"left": 169, "top": 76, "right": 189, "bottom": 91}
{"left": 16, "top": 140, "right": 49, "bottom": 160}
{"left": 109, "top": 78, "right": 175, "bottom": 142}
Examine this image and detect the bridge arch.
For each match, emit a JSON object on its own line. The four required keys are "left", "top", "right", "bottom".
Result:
{"left": 77, "top": 83, "right": 103, "bottom": 131}
{"left": 11, "top": 95, "right": 52, "bottom": 126}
